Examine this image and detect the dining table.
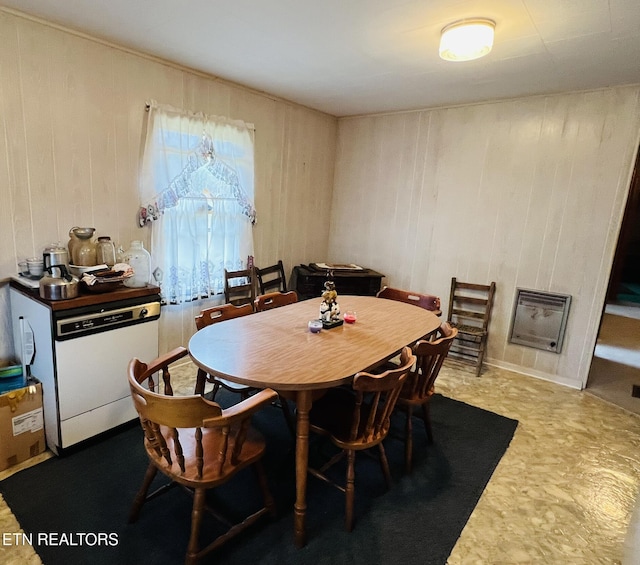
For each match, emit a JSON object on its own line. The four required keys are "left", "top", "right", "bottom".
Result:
{"left": 188, "top": 294, "right": 441, "bottom": 547}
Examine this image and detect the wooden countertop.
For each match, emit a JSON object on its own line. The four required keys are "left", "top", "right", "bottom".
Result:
{"left": 9, "top": 280, "right": 161, "bottom": 310}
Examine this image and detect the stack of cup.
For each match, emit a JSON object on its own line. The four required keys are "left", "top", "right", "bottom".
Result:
{"left": 26, "top": 258, "right": 44, "bottom": 278}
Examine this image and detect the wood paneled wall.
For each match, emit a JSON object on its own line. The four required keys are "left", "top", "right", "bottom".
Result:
{"left": 330, "top": 88, "right": 640, "bottom": 388}
{"left": 0, "top": 10, "right": 336, "bottom": 359}
{"left": 2, "top": 9, "right": 639, "bottom": 390}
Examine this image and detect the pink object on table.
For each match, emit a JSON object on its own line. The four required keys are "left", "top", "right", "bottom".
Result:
{"left": 344, "top": 311, "right": 357, "bottom": 324}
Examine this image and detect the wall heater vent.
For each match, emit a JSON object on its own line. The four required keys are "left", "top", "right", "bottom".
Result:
{"left": 508, "top": 289, "right": 571, "bottom": 353}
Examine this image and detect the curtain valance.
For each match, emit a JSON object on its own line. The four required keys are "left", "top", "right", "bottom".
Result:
{"left": 138, "top": 100, "right": 256, "bottom": 227}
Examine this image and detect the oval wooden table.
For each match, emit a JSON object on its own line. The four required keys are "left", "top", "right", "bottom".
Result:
{"left": 188, "top": 294, "right": 441, "bottom": 547}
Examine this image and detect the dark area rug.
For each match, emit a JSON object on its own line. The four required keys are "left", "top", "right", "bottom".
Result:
{"left": 1, "top": 393, "right": 517, "bottom": 565}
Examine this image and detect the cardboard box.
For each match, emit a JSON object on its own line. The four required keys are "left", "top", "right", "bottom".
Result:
{"left": 0, "top": 380, "right": 45, "bottom": 471}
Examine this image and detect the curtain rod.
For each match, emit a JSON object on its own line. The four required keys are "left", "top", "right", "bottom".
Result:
{"left": 143, "top": 102, "right": 255, "bottom": 131}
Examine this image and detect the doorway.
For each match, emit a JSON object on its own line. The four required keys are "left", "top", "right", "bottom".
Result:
{"left": 607, "top": 145, "right": 640, "bottom": 305}
{"left": 586, "top": 146, "right": 640, "bottom": 414}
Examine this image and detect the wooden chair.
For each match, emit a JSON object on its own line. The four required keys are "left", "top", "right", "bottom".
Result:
{"left": 194, "top": 303, "right": 255, "bottom": 400}
{"left": 447, "top": 278, "right": 496, "bottom": 377}
{"left": 255, "top": 260, "right": 287, "bottom": 295}
{"left": 254, "top": 290, "right": 298, "bottom": 312}
{"left": 375, "top": 286, "right": 441, "bottom": 370}
{"left": 376, "top": 285, "right": 442, "bottom": 316}
{"left": 308, "top": 346, "right": 416, "bottom": 532}
{"left": 395, "top": 322, "right": 458, "bottom": 473}
{"left": 224, "top": 267, "right": 256, "bottom": 308}
{"left": 127, "top": 346, "right": 277, "bottom": 565}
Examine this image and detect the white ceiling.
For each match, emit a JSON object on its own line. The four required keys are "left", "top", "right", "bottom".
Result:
{"left": 2, "top": 0, "right": 640, "bottom": 117}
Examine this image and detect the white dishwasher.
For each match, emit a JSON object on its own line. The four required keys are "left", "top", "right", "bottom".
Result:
{"left": 10, "top": 284, "right": 161, "bottom": 454}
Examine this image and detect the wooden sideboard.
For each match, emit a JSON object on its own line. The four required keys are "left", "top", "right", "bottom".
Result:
{"left": 290, "top": 265, "right": 385, "bottom": 300}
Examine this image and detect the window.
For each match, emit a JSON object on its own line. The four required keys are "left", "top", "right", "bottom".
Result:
{"left": 139, "top": 101, "right": 256, "bottom": 303}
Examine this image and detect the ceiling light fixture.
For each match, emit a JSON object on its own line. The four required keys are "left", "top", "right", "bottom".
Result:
{"left": 439, "top": 18, "right": 496, "bottom": 62}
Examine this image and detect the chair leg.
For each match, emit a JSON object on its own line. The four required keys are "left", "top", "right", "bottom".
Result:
{"left": 421, "top": 402, "right": 433, "bottom": 445}
{"left": 128, "top": 463, "right": 158, "bottom": 523}
{"left": 253, "top": 460, "right": 277, "bottom": 518}
{"left": 475, "top": 338, "right": 486, "bottom": 377}
{"left": 185, "top": 488, "right": 206, "bottom": 565}
{"left": 194, "top": 368, "right": 207, "bottom": 396}
{"left": 344, "top": 450, "right": 357, "bottom": 532}
{"left": 278, "top": 395, "right": 296, "bottom": 437}
{"left": 405, "top": 404, "right": 414, "bottom": 473}
{"left": 210, "top": 381, "right": 221, "bottom": 401}
{"left": 378, "top": 443, "right": 393, "bottom": 490}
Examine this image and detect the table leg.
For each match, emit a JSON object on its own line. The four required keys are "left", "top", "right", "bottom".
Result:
{"left": 294, "top": 389, "right": 312, "bottom": 548}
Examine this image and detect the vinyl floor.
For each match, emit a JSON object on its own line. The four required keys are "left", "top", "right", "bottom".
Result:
{"left": 2, "top": 358, "right": 640, "bottom": 564}
{"left": 586, "top": 302, "right": 640, "bottom": 416}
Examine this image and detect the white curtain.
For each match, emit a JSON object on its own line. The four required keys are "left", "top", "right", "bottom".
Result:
{"left": 139, "top": 100, "right": 256, "bottom": 303}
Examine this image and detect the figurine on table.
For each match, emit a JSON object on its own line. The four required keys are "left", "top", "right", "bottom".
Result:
{"left": 319, "top": 280, "right": 341, "bottom": 326}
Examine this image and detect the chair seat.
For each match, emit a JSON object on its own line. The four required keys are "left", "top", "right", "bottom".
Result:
{"left": 147, "top": 425, "right": 266, "bottom": 487}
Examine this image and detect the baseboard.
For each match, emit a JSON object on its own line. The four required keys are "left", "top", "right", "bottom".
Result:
{"left": 484, "top": 359, "right": 583, "bottom": 390}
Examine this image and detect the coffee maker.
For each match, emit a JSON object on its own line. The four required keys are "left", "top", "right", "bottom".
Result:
{"left": 43, "top": 245, "right": 70, "bottom": 276}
